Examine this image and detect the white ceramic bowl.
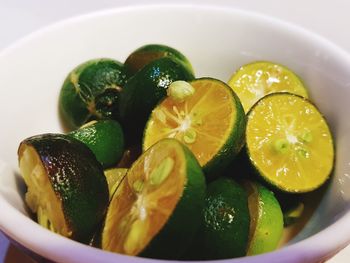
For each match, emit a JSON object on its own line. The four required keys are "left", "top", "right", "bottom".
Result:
{"left": 1, "top": 4, "right": 350, "bottom": 263}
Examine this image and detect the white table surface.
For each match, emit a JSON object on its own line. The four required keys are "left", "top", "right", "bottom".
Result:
{"left": 0, "top": 0, "right": 349, "bottom": 262}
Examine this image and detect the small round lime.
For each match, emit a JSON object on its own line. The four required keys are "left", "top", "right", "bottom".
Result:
{"left": 59, "top": 58, "right": 128, "bottom": 129}
{"left": 69, "top": 120, "right": 125, "bottom": 168}
{"left": 186, "top": 177, "right": 250, "bottom": 260}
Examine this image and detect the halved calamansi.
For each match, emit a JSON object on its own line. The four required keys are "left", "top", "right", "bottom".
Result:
{"left": 228, "top": 61, "right": 308, "bottom": 113}
{"left": 246, "top": 93, "right": 334, "bottom": 193}
{"left": 143, "top": 78, "right": 246, "bottom": 177}
{"left": 102, "top": 138, "right": 205, "bottom": 259}
{"left": 18, "top": 134, "right": 109, "bottom": 242}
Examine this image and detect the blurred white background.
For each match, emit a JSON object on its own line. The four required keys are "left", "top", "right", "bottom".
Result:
{"left": 0, "top": 0, "right": 349, "bottom": 262}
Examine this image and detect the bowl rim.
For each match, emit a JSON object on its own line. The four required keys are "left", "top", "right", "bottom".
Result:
{"left": 1, "top": 3, "right": 350, "bottom": 263}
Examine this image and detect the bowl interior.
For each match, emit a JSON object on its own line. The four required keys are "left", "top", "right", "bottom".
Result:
{"left": 0, "top": 4, "right": 350, "bottom": 262}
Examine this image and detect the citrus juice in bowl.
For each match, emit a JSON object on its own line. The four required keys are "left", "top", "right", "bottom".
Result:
{"left": 0, "top": 4, "right": 350, "bottom": 263}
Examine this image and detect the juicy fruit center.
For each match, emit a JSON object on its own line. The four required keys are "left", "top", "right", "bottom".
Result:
{"left": 102, "top": 145, "right": 185, "bottom": 255}
{"left": 154, "top": 104, "right": 200, "bottom": 143}
{"left": 144, "top": 80, "right": 235, "bottom": 167}
{"left": 19, "top": 145, "right": 71, "bottom": 237}
{"left": 246, "top": 94, "right": 334, "bottom": 192}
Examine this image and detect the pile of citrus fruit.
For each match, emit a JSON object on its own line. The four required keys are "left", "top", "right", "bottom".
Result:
{"left": 17, "top": 44, "right": 334, "bottom": 260}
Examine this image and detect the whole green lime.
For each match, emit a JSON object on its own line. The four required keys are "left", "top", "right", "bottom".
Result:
{"left": 185, "top": 177, "right": 250, "bottom": 260}
{"left": 68, "top": 120, "right": 125, "bottom": 168}
{"left": 124, "top": 44, "right": 194, "bottom": 76}
{"left": 59, "top": 58, "right": 128, "bottom": 129}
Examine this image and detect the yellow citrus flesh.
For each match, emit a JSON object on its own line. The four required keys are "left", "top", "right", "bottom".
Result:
{"left": 228, "top": 61, "right": 308, "bottom": 113}
{"left": 102, "top": 142, "right": 186, "bottom": 255}
{"left": 246, "top": 93, "right": 334, "bottom": 193}
{"left": 143, "top": 78, "right": 236, "bottom": 168}
{"left": 19, "top": 145, "right": 71, "bottom": 237}
{"left": 104, "top": 168, "right": 128, "bottom": 198}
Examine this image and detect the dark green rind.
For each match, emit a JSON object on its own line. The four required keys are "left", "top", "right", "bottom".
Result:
{"left": 20, "top": 133, "right": 109, "bottom": 243}
{"left": 184, "top": 177, "right": 250, "bottom": 260}
{"left": 245, "top": 92, "right": 335, "bottom": 194}
{"left": 124, "top": 44, "right": 194, "bottom": 76}
{"left": 59, "top": 58, "right": 128, "bottom": 130}
{"left": 59, "top": 80, "right": 89, "bottom": 130}
{"left": 68, "top": 120, "right": 125, "bottom": 168}
{"left": 199, "top": 78, "right": 246, "bottom": 179}
{"left": 119, "top": 57, "right": 194, "bottom": 145}
{"left": 139, "top": 139, "right": 206, "bottom": 259}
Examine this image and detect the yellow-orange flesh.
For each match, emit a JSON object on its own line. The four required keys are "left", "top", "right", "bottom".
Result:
{"left": 102, "top": 142, "right": 186, "bottom": 255}
{"left": 19, "top": 145, "right": 71, "bottom": 237}
{"left": 228, "top": 62, "right": 308, "bottom": 113}
{"left": 246, "top": 94, "right": 334, "bottom": 193}
{"left": 143, "top": 79, "right": 236, "bottom": 167}
{"left": 104, "top": 168, "right": 128, "bottom": 198}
